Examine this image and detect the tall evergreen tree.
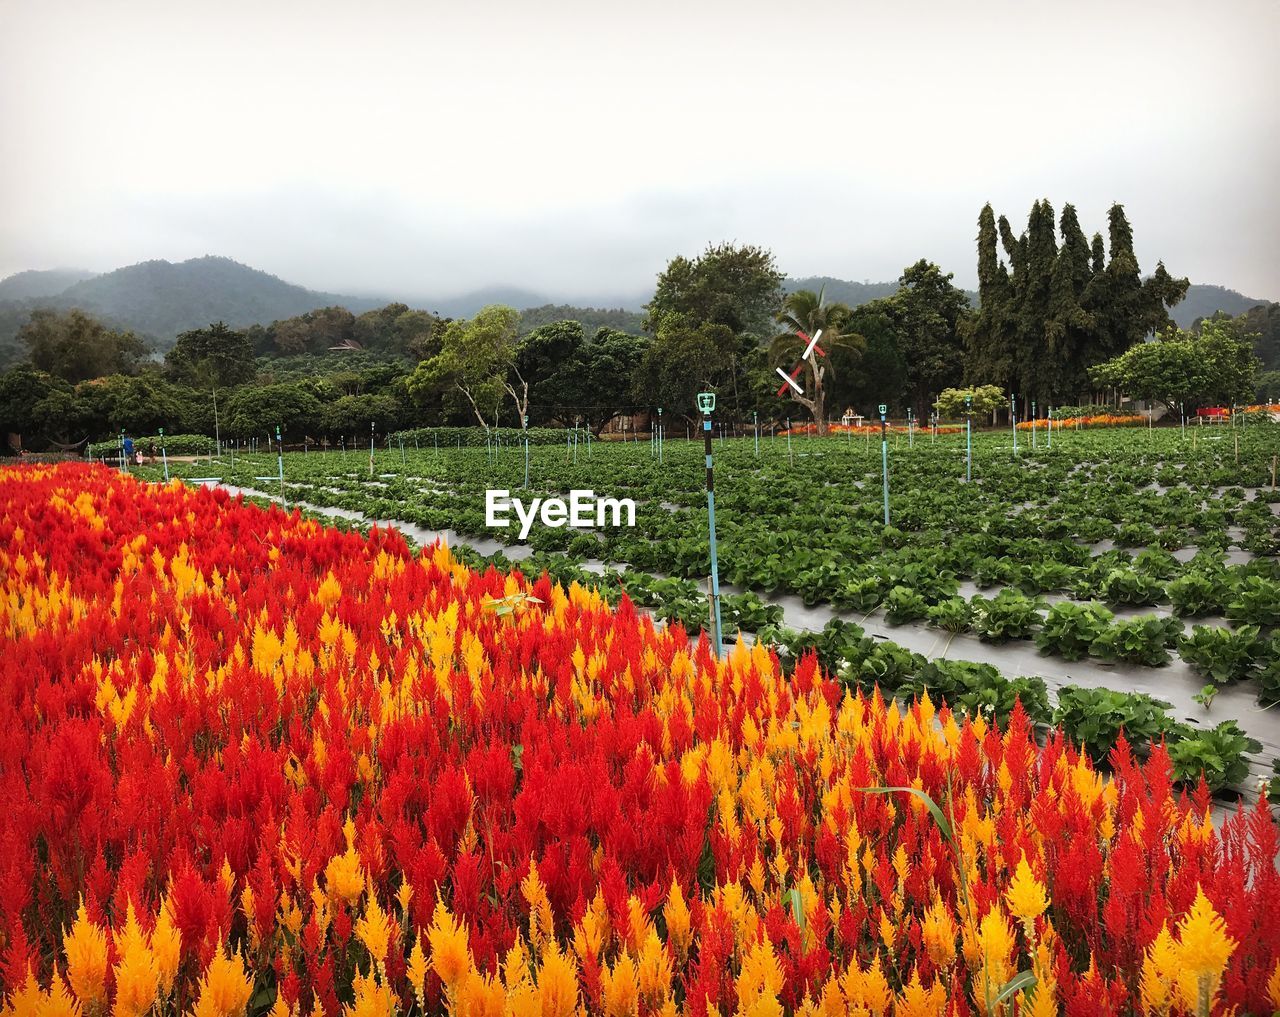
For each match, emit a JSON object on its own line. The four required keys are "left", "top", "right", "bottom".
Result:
{"left": 962, "top": 205, "right": 1016, "bottom": 391}
{"left": 966, "top": 200, "right": 1187, "bottom": 406}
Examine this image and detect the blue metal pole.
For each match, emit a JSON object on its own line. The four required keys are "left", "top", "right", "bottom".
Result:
{"left": 276, "top": 425, "right": 285, "bottom": 499}
{"left": 160, "top": 428, "right": 169, "bottom": 482}
{"left": 966, "top": 399, "right": 973, "bottom": 482}
{"left": 1011, "top": 395, "right": 1018, "bottom": 456}
{"left": 703, "top": 415, "right": 724, "bottom": 655}
{"left": 753, "top": 411, "right": 759, "bottom": 458}
{"left": 880, "top": 409, "right": 890, "bottom": 525}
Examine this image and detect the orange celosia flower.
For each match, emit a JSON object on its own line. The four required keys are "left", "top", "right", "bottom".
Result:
{"left": 663, "top": 879, "right": 692, "bottom": 960}
{"left": 536, "top": 941, "right": 579, "bottom": 1017}
{"left": 428, "top": 899, "right": 473, "bottom": 990}
{"left": 406, "top": 931, "right": 429, "bottom": 1007}
{"left": 344, "top": 969, "right": 396, "bottom": 1017}
{"left": 189, "top": 944, "right": 254, "bottom": 1017}
{"left": 601, "top": 952, "right": 640, "bottom": 1017}
{"left": 63, "top": 904, "right": 109, "bottom": 1008}
{"left": 354, "top": 891, "right": 392, "bottom": 966}
{"left": 636, "top": 927, "right": 672, "bottom": 1006}
{"left": 151, "top": 902, "right": 182, "bottom": 996}
{"left": 111, "top": 901, "right": 159, "bottom": 1017}
{"left": 325, "top": 820, "right": 365, "bottom": 905}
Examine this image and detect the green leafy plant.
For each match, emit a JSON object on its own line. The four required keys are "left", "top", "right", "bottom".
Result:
{"left": 1224, "top": 576, "right": 1280, "bottom": 627}
{"left": 903, "top": 660, "right": 1050, "bottom": 725}
{"left": 1166, "top": 571, "right": 1228, "bottom": 617}
{"left": 971, "top": 590, "right": 1045, "bottom": 643}
{"left": 1035, "top": 602, "right": 1114, "bottom": 661}
{"left": 1167, "top": 721, "right": 1262, "bottom": 792}
{"left": 1098, "top": 567, "right": 1167, "bottom": 607}
{"left": 927, "top": 596, "right": 973, "bottom": 633}
{"left": 1177, "top": 625, "right": 1264, "bottom": 684}
{"left": 1052, "top": 685, "right": 1178, "bottom": 762}
{"left": 884, "top": 585, "right": 930, "bottom": 625}
{"left": 1088, "top": 615, "right": 1182, "bottom": 666}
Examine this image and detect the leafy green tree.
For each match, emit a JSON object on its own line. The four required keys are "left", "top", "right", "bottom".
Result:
{"left": 19, "top": 308, "right": 147, "bottom": 383}
{"left": 1089, "top": 318, "right": 1259, "bottom": 411}
{"left": 73, "top": 373, "right": 187, "bottom": 439}
{"left": 0, "top": 365, "right": 75, "bottom": 447}
{"left": 882, "top": 260, "right": 971, "bottom": 417}
{"left": 644, "top": 243, "right": 784, "bottom": 339}
{"left": 579, "top": 328, "right": 650, "bottom": 430}
{"left": 224, "top": 383, "right": 324, "bottom": 439}
{"left": 408, "top": 305, "right": 521, "bottom": 428}
{"left": 323, "top": 393, "right": 403, "bottom": 437}
{"left": 829, "top": 305, "right": 907, "bottom": 417}
{"left": 632, "top": 322, "right": 737, "bottom": 420}
{"left": 934, "top": 384, "right": 1006, "bottom": 419}
{"left": 166, "top": 322, "right": 256, "bottom": 389}
{"left": 514, "top": 320, "right": 587, "bottom": 425}
{"left": 1255, "top": 370, "right": 1280, "bottom": 402}
{"left": 645, "top": 243, "right": 784, "bottom": 419}
{"left": 769, "top": 289, "right": 863, "bottom": 433}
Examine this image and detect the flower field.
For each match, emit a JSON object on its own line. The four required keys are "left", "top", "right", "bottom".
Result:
{"left": 3, "top": 464, "right": 1280, "bottom": 1016}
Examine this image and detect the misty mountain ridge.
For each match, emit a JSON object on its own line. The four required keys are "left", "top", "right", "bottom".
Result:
{"left": 0, "top": 268, "right": 96, "bottom": 301}
{"left": 0, "top": 257, "right": 1272, "bottom": 361}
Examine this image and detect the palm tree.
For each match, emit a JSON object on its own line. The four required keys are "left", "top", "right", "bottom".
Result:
{"left": 769, "top": 288, "right": 864, "bottom": 434}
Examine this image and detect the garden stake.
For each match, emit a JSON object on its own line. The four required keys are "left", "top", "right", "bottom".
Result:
{"left": 879, "top": 404, "right": 890, "bottom": 526}
{"left": 697, "top": 392, "right": 724, "bottom": 656}
{"left": 159, "top": 428, "right": 169, "bottom": 483}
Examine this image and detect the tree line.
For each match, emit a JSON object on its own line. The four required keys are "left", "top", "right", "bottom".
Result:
{"left": 0, "top": 202, "right": 1268, "bottom": 450}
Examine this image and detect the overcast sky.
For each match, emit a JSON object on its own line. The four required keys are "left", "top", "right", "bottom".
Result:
{"left": 1, "top": 0, "right": 1277, "bottom": 303}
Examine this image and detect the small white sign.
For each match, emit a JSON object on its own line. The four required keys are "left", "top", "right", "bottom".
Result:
{"left": 486, "top": 489, "right": 636, "bottom": 540}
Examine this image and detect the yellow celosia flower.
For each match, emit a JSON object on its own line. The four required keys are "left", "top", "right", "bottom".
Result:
{"left": 4, "top": 966, "right": 43, "bottom": 1017}
{"left": 894, "top": 967, "right": 946, "bottom": 1017}
{"left": 355, "top": 891, "right": 392, "bottom": 966}
{"left": 458, "top": 968, "right": 506, "bottom": 1017}
{"left": 189, "top": 944, "right": 254, "bottom": 1017}
{"left": 1006, "top": 854, "right": 1049, "bottom": 928}
{"left": 1139, "top": 924, "right": 1178, "bottom": 1016}
{"left": 636, "top": 927, "right": 672, "bottom": 1005}
{"left": 737, "top": 937, "right": 784, "bottom": 1016}
{"left": 406, "top": 932, "right": 429, "bottom": 1007}
{"left": 1174, "top": 887, "right": 1237, "bottom": 1014}
{"left": 325, "top": 820, "right": 366, "bottom": 905}
{"left": 343, "top": 968, "right": 396, "bottom": 1017}
{"left": 111, "top": 901, "right": 159, "bottom": 1017}
{"left": 664, "top": 879, "right": 692, "bottom": 960}
{"left": 974, "top": 907, "right": 1016, "bottom": 1014}
{"left": 921, "top": 898, "right": 956, "bottom": 970}
{"left": 396, "top": 879, "right": 414, "bottom": 915}
{"left": 428, "top": 899, "right": 473, "bottom": 990}
{"left": 601, "top": 952, "right": 640, "bottom": 1017}
{"left": 151, "top": 902, "right": 182, "bottom": 996}
{"left": 535, "top": 941, "right": 578, "bottom": 1017}
{"left": 63, "top": 904, "right": 109, "bottom": 1008}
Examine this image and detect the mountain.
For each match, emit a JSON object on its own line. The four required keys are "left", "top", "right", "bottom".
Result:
{"left": 46, "top": 256, "right": 385, "bottom": 344}
{"left": 785, "top": 275, "right": 980, "bottom": 308}
{"left": 0, "top": 268, "right": 96, "bottom": 301}
{"left": 1171, "top": 283, "right": 1272, "bottom": 329}
{"left": 425, "top": 286, "right": 552, "bottom": 319}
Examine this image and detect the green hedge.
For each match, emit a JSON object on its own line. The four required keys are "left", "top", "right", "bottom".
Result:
{"left": 87, "top": 434, "right": 217, "bottom": 458}
{"left": 390, "top": 426, "right": 575, "bottom": 448}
